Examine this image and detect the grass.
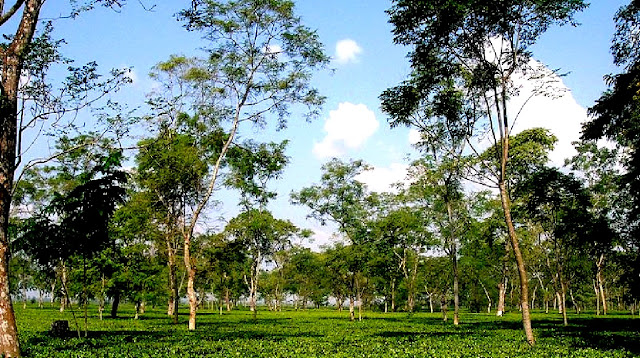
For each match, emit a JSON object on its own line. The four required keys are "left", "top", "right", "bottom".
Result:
{"left": 15, "top": 304, "right": 640, "bottom": 357}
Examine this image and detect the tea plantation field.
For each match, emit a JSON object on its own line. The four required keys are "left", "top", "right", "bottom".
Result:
{"left": 15, "top": 305, "right": 640, "bottom": 357}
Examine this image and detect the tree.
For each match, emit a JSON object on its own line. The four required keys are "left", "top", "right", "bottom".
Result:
{"left": 142, "top": 0, "right": 328, "bottom": 331}
{"left": 135, "top": 116, "right": 222, "bottom": 323}
{"left": 516, "top": 167, "right": 595, "bottom": 325}
{"left": 582, "top": 0, "right": 640, "bottom": 302}
{"left": 291, "top": 158, "right": 372, "bottom": 320}
{"left": 371, "top": 193, "right": 431, "bottom": 313}
{"left": 566, "top": 142, "right": 625, "bottom": 315}
{"left": 224, "top": 209, "right": 303, "bottom": 317}
{"left": 1, "top": 1, "right": 134, "bottom": 354}
{"left": 382, "top": 0, "right": 587, "bottom": 345}
{"left": 404, "top": 157, "right": 468, "bottom": 323}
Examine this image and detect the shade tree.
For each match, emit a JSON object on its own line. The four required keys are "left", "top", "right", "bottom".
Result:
{"left": 382, "top": 0, "right": 587, "bottom": 345}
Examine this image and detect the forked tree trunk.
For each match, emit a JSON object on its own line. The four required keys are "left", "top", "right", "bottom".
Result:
{"left": 596, "top": 254, "right": 607, "bottom": 315}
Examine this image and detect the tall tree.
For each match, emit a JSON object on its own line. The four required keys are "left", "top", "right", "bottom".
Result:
{"left": 371, "top": 193, "right": 431, "bottom": 313}
{"left": 135, "top": 115, "right": 222, "bottom": 323}
{"left": 382, "top": 0, "right": 586, "bottom": 346}
{"left": 566, "top": 142, "right": 624, "bottom": 315}
{"left": 291, "top": 158, "right": 372, "bottom": 320}
{"left": 0, "top": 1, "right": 132, "bottom": 354}
{"left": 516, "top": 167, "right": 594, "bottom": 325}
{"left": 405, "top": 157, "right": 467, "bottom": 323}
{"left": 582, "top": 0, "right": 640, "bottom": 302}
{"left": 148, "top": 0, "right": 327, "bottom": 331}
{"left": 224, "top": 209, "right": 303, "bottom": 317}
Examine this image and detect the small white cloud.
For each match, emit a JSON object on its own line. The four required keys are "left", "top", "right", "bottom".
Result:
{"left": 356, "top": 163, "right": 409, "bottom": 193}
{"left": 313, "top": 102, "right": 379, "bottom": 159}
{"left": 119, "top": 66, "right": 138, "bottom": 85}
{"left": 335, "top": 39, "right": 362, "bottom": 64}
{"left": 408, "top": 128, "right": 421, "bottom": 145}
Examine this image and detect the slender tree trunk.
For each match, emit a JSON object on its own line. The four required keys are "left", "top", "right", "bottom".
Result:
{"left": 452, "top": 245, "right": 459, "bottom": 325}
{"left": 480, "top": 280, "right": 492, "bottom": 313}
{"left": 247, "top": 255, "right": 260, "bottom": 319}
{"left": 357, "top": 291, "right": 362, "bottom": 322}
{"left": 441, "top": 294, "right": 448, "bottom": 322}
{"left": 348, "top": 295, "right": 355, "bottom": 321}
{"left": 445, "top": 201, "right": 460, "bottom": 326}
{"left": 167, "top": 237, "right": 179, "bottom": 323}
{"left": 21, "top": 283, "right": 26, "bottom": 309}
{"left": 225, "top": 287, "right": 231, "bottom": 311}
{"left": 50, "top": 282, "right": 56, "bottom": 307}
{"left": 497, "top": 276, "right": 506, "bottom": 316}
{"left": 499, "top": 180, "right": 535, "bottom": 345}
{"left": 497, "top": 244, "right": 509, "bottom": 317}
{"left": 60, "top": 262, "right": 68, "bottom": 313}
{"left": 594, "top": 280, "right": 600, "bottom": 315}
{"left": 596, "top": 254, "right": 607, "bottom": 315}
{"left": 391, "top": 279, "right": 396, "bottom": 312}
{"left": 560, "top": 289, "right": 568, "bottom": 326}
{"left": 569, "top": 289, "right": 579, "bottom": 314}
{"left": 183, "top": 231, "right": 198, "bottom": 331}
{"left": 531, "top": 284, "right": 537, "bottom": 311}
{"left": 98, "top": 274, "right": 105, "bottom": 320}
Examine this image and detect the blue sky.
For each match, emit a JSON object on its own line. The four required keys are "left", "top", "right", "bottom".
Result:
{"left": 13, "top": 0, "right": 631, "bottom": 248}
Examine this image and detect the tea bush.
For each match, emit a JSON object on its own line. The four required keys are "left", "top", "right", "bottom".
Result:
{"left": 15, "top": 305, "right": 640, "bottom": 357}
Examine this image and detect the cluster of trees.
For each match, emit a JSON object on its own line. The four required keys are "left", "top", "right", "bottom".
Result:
{"left": 0, "top": 0, "right": 638, "bottom": 356}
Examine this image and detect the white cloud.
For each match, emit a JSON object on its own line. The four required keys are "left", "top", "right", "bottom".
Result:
{"left": 313, "top": 102, "right": 379, "bottom": 159}
{"left": 509, "top": 60, "right": 587, "bottom": 167}
{"left": 356, "top": 163, "right": 409, "bottom": 193}
{"left": 335, "top": 39, "right": 362, "bottom": 64}
{"left": 408, "top": 128, "right": 421, "bottom": 145}
{"left": 119, "top": 66, "right": 138, "bottom": 85}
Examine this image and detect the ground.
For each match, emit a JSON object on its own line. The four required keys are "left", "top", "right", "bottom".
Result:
{"left": 14, "top": 304, "right": 640, "bottom": 357}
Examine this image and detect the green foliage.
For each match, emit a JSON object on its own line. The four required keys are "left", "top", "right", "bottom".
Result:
{"left": 291, "top": 159, "right": 371, "bottom": 244}
{"left": 225, "top": 140, "right": 290, "bottom": 209}
{"left": 177, "top": 0, "right": 329, "bottom": 128}
{"left": 14, "top": 306, "right": 640, "bottom": 357}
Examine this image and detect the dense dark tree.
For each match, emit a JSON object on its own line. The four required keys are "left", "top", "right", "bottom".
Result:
{"left": 383, "top": 0, "right": 587, "bottom": 345}
{"left": 582, "top": 0, "right": 640, "bottom": 302}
